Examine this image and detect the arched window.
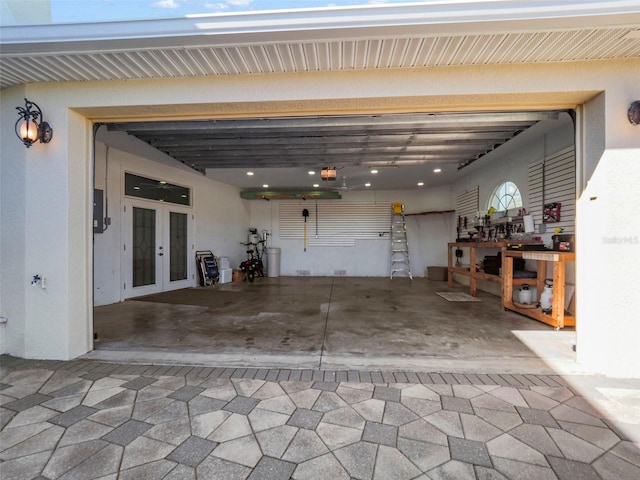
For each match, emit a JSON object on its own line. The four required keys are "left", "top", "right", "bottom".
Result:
{"left": 488, "top": 181, "right": 522, "bottom": 212}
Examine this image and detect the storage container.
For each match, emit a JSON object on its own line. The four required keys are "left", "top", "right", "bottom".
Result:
{"left": 218, "top": 256, "right": 231, "bottom": 269}
{"left": 482, "top": 256, "right": 500, "bottom": 276}
{"left": 267, "top": 247, "right": 281, "bottom": 277}
{"left": 552, "top": 234, "right": 574, "bottom": 252}
{"left": 427, "top": 266, "right": 448, "bottom": 281}
{"left": 218, "top": 268, "right": 233, "bottom": 284}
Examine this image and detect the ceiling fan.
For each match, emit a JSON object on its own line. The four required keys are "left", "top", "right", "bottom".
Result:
{"left": 328, "top": 176, "right": 370, "bottom": 191}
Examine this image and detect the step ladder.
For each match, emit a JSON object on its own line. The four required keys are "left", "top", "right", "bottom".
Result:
{"left": 390, "top": 203, "right": 412, "bottom": 279}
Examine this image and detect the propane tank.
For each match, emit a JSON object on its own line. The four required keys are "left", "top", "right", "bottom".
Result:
{"left": 540, "top": 280, "right": 553, "bottom": 312}
{"left": 518, "top": 284, "right": 533, "bottom": 304}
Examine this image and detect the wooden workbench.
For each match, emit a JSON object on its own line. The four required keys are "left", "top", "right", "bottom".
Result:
{"left": 502, "top": 250, "right": 576, "bottom": 329}
{"left": 447, "top": 241, "right": 542, "bottom": 297}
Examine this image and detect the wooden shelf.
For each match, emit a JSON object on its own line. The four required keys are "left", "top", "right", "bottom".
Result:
{"left": 447, "top": 241, "right": 543, "bottom": 297}
{"left": 502, "top": 250, "right": 575, "bottom": 329}
{"left": 405, "top": 209, "right": 455, "bottom": 216}
{"left": 512, "top": 277, "right": 534, "bottom": 285}
{"left": 503, "top": 300, "right": 576, "bottom": 327}
{"left": 475, "top": 272, "right": 502, "bottom": 283}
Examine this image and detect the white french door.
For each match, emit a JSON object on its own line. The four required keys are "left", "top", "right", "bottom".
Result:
{"left": 122, "top": 200, "right": 193, "bottom": 299}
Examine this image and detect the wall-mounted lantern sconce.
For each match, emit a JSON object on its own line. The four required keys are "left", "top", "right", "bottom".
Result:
{"left": 628, "top": 100, "right": 640, "bottom": 125}
{"left": 15, "top": 98, "right": 53, "bottom": 147}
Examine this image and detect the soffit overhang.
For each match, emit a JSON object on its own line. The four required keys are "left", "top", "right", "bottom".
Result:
{"left": 1, "top": 1, "right": 639, "bottom": 90}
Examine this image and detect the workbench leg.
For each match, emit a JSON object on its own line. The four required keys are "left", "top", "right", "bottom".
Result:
{"left": 502, "top": 256, "right": 514, "bottom": 308}
{"left": 552, "top": 260, "right": 565, "bottom": 328}
{"left": 470, "top": 246, "right": 477, "bottom": 296}
{"left": 447, "top": 246, "right": 453, "bottom": 287}
{"left": 536, "top": 261, "right": 546, "bottom": 303}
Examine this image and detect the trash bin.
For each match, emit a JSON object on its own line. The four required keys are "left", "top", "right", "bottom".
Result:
{"left": 267, "top": 247, "right": 281, "bottom": 277}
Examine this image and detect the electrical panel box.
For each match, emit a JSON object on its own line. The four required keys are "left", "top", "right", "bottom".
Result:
{"left": 93, "top": 189, "right": 104, "bottom": 233}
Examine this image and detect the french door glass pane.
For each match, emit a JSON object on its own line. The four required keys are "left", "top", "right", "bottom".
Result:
{"left": 170, "top": 212, "right": 188, "bottom": 282}
{"left": 133, "top": 207, "right": 156, "bottom": 287}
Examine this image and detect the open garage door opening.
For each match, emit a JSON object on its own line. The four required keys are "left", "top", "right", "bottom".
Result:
{"left": 90, "top": 108, "right": 577, "bottom": 375}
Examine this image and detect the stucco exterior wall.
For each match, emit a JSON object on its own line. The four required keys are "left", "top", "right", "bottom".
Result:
{"left": 579, "top": 81, "right": 640, "bottom": 378}
{"left": 1, "top": 59, "right": 639, "bottom": 377}
{"left": 0, "top": 87, "right": 28, "bottom": 356}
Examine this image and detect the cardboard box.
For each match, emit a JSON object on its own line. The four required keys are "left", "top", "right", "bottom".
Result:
{"left": 232, "top": 269, "right": 243, "bottom": 282}
{"left": 219, "top": 268, "right": 233, "bottom": 284}
{"left": 427, "top": 266, "right": 448, "bottom": 281}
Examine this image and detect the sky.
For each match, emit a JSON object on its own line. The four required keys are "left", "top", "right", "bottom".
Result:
{"left": 47, "top": 0, "right": 420, "bottom": 23}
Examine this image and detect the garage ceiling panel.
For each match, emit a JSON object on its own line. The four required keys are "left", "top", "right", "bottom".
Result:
{"left": 106, "top": 111, "right": 559, "bottom": 182}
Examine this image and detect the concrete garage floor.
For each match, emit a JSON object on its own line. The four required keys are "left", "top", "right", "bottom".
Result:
{"left": 4, "top": 279, "right": 640, "bottom": 479}
{"left": 89, "top": 277, "right": 579, "bottom": 375}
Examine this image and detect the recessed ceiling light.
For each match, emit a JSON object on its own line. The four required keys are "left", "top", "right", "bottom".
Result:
{"left": 365, "top": 183, "right": 371, "bottom": 187}
{"left": 417, "top": 182, "right": 424, "bottom": 186}
{"left": 262, "top": 184, "right": 269, "bottom": 188}
{"left": 433, "top": 168, "right": 442, "bottom": 173}
{"left": 247, "top": 171, "right": 254, "bottom": 176}
{"left": 308, "top": 170, "right": 315, "bottom": 175}
{"left": 313, "top": 184, "right": 319, "bottom": 188}
{"left": 371, "top": 169, "right": 378, "bottom": 174}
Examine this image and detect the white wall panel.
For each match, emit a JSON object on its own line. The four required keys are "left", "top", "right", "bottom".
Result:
{"left": 279, "top": 202, "right": 391, "bottom": 247}
{"left": 528, "top": 146, "right": 576, "bottom": 234}
{"left": 250, "top": 188, "right": 453, "bottom": 277}
{"left": 455, "top": 186, "right": 479, "bottom": 238}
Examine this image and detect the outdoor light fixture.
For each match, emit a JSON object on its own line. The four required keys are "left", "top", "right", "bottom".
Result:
{"left": 15, "top": 98, "right": 53, "bottom": 147}
{"left": 628, "top": 100, "right": 640, "bottom": 125}
{"left": 321, "top": 167, "right": 337, "bottom": 181}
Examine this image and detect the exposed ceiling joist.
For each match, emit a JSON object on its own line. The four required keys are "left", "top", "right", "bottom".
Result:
{"left": 106, "top": 111, "right": 558, "bottom": 174}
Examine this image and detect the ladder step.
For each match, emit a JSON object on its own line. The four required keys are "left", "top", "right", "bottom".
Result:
{"left": 390, "top": 205, "right": 411, "bottom": 279}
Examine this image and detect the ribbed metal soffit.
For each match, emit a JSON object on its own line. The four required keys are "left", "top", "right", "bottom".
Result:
{"left": 1, "top": 28, "right": 639, "bottom": 90}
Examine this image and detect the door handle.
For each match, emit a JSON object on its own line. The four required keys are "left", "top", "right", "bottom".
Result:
{"left": 158, "top": 252, "right": 164, "bottom": 256}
